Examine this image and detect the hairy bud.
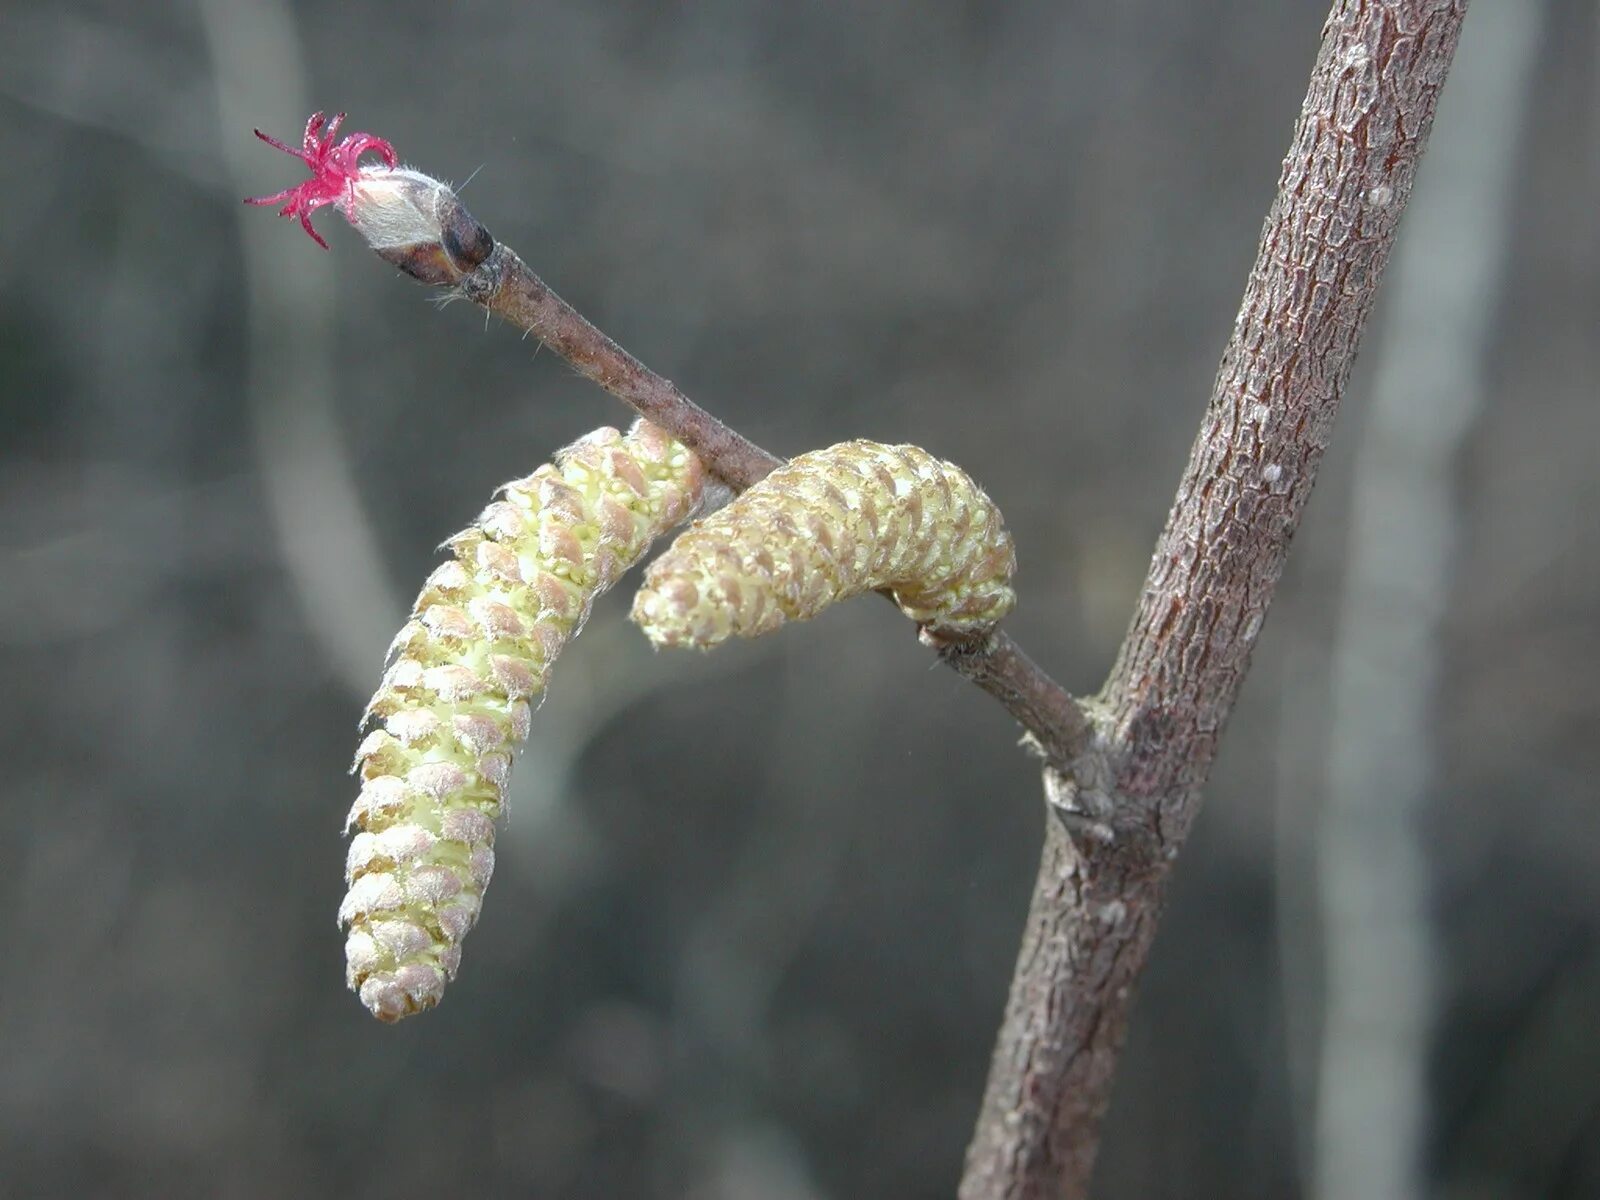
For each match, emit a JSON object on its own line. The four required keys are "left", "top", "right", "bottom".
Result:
{"left": 631, "top": 440, "right": 1014, "bottom": 649}
{"left": 349, "top": 169, "right": 495, "bottom": 285}
{"left": 345, "top": 423, "right": 703, "bottom": 1020}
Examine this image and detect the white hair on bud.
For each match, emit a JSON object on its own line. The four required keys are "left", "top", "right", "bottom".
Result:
{"left": 345, "top": 167, "right": 454, "bottom": 250}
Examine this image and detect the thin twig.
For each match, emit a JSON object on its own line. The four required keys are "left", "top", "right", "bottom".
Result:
{"left": 935, "top": 630, "right": 1100, "bottom": 770}
{"left": 460, "top": 245, "right": 783, "bottom": 492}
{"left": 446, "top": 242, "right": 1096, "bottom": 764}
{"left": 959, "top": 3, "right": 1469, "bottom": 1197}
{"left": 285, "top": 147, "right": 1095, "bottom": 760}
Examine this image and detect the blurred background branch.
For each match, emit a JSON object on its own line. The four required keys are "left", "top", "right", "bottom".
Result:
{"left": 1312, "top": 5, "right": 1545, "bottom": 1199}
{"left": 201, "top": 0, "right": 405, "bottom": 692}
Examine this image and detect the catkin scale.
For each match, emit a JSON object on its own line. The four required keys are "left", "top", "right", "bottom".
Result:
{"left": 343, "top": 422, "right": 703, "bottom": 1021}
{"left": 631, "top": 441, "right": 1015, "bottom": 649}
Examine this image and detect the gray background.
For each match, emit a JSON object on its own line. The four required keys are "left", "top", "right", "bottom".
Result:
{"left": 0, "top": 1, "right": 1595, "bottom": 1197}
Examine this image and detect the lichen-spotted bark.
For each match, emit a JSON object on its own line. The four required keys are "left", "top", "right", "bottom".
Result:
{"left": 343, "top": 422, "right": 703, "bottom": 1021}
{"left": 631, "top": 440, "right": 1015, "bottom": 649}
{"left": 960, "top": 3, "right": 1468, "bottom": 1197}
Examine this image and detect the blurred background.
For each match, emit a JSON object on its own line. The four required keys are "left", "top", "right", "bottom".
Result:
{"left": 1, "top": 1, "right": 1595, "bottom": 1196}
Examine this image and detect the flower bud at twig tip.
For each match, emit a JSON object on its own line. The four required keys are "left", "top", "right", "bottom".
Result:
{"left": 246, "top": 111, "right": 494, "bottom": 284}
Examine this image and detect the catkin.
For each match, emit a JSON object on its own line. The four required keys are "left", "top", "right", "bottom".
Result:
{"left": 631, "top": 440, "right": 1014, "bottom": 649}
{"left": 343, "top": 422, "right": 703, "bottom": 1021}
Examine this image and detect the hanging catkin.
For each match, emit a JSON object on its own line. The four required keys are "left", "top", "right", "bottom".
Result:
{"left": 343, "top": 422, "right": 703, "bottom": 1020}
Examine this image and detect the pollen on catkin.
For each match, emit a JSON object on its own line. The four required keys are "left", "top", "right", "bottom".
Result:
{"left": 343, "top": 422, "right": 703, "bottom": 1021}
{"left": 630, "top": 440, "right": 1015, "bottom": 649}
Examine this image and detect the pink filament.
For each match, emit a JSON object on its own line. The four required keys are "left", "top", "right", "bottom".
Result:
{"left": 244, "top": 111, "right": 398, "bottom": 249}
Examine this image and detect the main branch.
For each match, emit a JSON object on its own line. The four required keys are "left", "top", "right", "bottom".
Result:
{"left": 958, "top": 3, "right": 1468, "bottom": 1197}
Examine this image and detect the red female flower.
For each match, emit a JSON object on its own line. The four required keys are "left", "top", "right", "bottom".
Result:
{"left": 245, "top": 111, "right": 397, "bottom": 248}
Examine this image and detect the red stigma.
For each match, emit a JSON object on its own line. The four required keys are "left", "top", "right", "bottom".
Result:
{"left": 245, "top": 112, "right": 398, "bottom": 249}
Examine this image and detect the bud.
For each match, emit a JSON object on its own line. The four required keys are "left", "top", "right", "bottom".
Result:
{"left": 346, "top": 422, "right": 704, "bottom": 1020}
{"left": 631, "top": 440, "right": 1015, "bottom": 649}
{"left": 347, "top": 169, "right": 495, "bottom": 286}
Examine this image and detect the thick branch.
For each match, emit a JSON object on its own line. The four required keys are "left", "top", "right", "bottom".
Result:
{"left": 960, "top": 4, "right": 1468, "bottom": 1197}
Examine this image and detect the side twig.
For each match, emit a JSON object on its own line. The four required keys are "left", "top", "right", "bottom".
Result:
{"left": 959, "top": 4, "right": 1468, "bottom": 1197}
{"left": 451, "top": 242, "right": 1096, "bottom": 764}
{"left": 937, "top": 631, "right": 1099, "bottom": 771}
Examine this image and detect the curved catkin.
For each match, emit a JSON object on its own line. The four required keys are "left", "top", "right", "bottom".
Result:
{"left": 343, "top": 422, "right": 703, "bottom": 1021}
{"left": 631, "top": 440, "right": 1014, "bottom": 649}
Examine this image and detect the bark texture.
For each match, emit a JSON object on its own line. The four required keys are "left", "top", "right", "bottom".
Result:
{"left": 959, "top": 3, "right": 1469, "bottom": 1196}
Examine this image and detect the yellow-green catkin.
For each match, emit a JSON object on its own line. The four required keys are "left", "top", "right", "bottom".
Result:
{"left": 343, "top": 422, "right": 703, "bottom": 1021}
{"left": 631, "top": 440, "right": 1014, "bottom": 649}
